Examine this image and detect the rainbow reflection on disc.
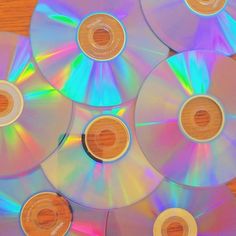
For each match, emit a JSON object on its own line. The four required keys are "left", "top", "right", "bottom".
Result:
{"left": 70, "top": 202, "right": 108, "bottom": 236}
{"left": 106, "top": 179, "right": 236, "bottom": 236}
{"left": 135, "top": 50, "right": 236, "bottom": 187}
{"left": 141, "top": 0, "right": 236, "bottom": 55}
{"left": 0, "top": 169, "right": 55, "bottom": 235}
{"left": 41, "top": 101, "right": 163, "bottom": 209}
{"left": 0, "top": 33, "right": 73, "bottom": 178}
{"left": 30, "top": 0, "right": 169, "bottom": 107}
{"left": 0, "top": 169, "right": 108, "bottom": 236}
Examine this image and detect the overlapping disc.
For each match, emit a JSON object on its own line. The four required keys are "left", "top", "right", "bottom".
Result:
{"left": 140, "top": 0, "right": 236, "bottom": 55}
{"left": 0, "top": 169, "right": 108, "bottom": 236}
{"left": 70, "top": 202, "right": 108, "bottom": 236}
{"left": 30, "top": 0, "right": 169, "bottom": 107}
{"left": 41, "top": 101, "right": 163, "bottom": 209}
{"left": 106, "top": 179, "right": 236, "bottom": 236}
{"left": 135, "top": 50, "right": 236, "bottom": 187}
{"left": 0, "top": 33, "right": 73, "bottom": 178}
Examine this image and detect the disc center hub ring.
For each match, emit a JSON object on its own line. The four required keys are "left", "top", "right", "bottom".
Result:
{"left": 179, "top": 95, "right": 225, "bottom": 142}
{"left": 0, "top": 80, "right": 24, "bottom": 127}
{"left": 153, "top": 208, "right": 198, "bottom": 236}
{"left": 185, "top": 0, "right": 226, "bottom": 15}
{"left": 83, "top": 115, "right": 131, "bottom": 163}
{"left": 78, "top": 13, "right": 126, "bottom": 61}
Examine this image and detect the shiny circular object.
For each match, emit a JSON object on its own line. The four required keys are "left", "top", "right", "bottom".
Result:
{"left": 0, "top": 81, "right": 24, "bottom": 127}
{"left": 0, "top": 33, "right": 73, "bottom": 178}
{"left": 78, "top": 13, "right": 126, "bottom": 61}
{"left": 106, "top": 179, "right": 236, "bottom": 236}
{"left": 140, "top": 0, "right": 236, "bottom": 55}
{"left": 185, "top": 0, "right": 227, "bottom": 15}
{"left": 153, "top": 208, "right": 197, "bottom": 236}
{"left": 42, "top": 101, "right": 163, "bottom": 209}
{"left": 0, "top": 169, "right": 108, "bottom": 235}
{"left": 179, "top": 95, "right": 225, "bottom": 142}
{"left": 135, "top": 50, "right": 236, "bottom": 187}
{"left": 83, "top": 115, "right": 131, "bottom": 162}
{"left": 20, "top": 192, "right": 72, "bottom": 236}
{"left": 30, "top": 0, "right": 169, "bottom": 107}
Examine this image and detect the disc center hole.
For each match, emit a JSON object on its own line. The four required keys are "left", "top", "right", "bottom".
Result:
{"left": 37, "top": 209, "right": 57, "bottom": 229}
{"left": 0, "top": 94, "right": 10, "bottom": 113}
{"left": 84, "top": 116, "right": 130, "bottom": 162}
{"left": 97, "top": 129, "right": 116, "bottom": 147}
{"left": 93, "top": 28, "right": 111, "bottom": 46}
{"left": 194, "top": 110, "right": 210, "bottom": 127}
{"left": 180, "top": 96, "right": 224, "bottom": 142}
{"left": 167, "top": 222, "right": 184, "bottom": 236}
{"left": 185, "top": 0, "right": 226, "bottom": 15}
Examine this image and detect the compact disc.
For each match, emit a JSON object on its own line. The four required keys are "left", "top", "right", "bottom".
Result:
{"left": 30, "top": 0, "right": 169, "bottom": 107}
{"left": 0, "top": 169, "right": 72, "bottom": 236}
{"left": 0, "top": 169, "right": 108, "bottom": 236}
{"left": 140, "top": 0, "right": 236, "bottom": 55}
{"left": 135, "top": 50, "right": 236, "bottom": 187}
{"left": 41, "top": 101, "right": 163, "bottom": 209}
{"left": 106, "top": 179, "right": 236, "bottom": 236}
{"left": 0, "top": 33, "right": 73, "bottom": 178}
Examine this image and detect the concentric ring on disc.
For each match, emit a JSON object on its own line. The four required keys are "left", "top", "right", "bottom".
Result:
{"left": 179, "top": 95, "right": 225, "bottom": 142}
{"left": 0, "top": 33, "right": 73, "bottom": 178}
{"left": 0, "top": 81, "right": 24, "bottom": 127}
{"left": 135, "top": 50, "right": 236, "bottom": 186}
{"left": 20, "top": 192, "right": 72, "bottom": 236}
{"left": 153, "top": 208, "right": 197, "bottom": 236}
{"left": 42, "top": 102, "right": 163, "bottom": 209}
{"left": 184, "top": 0, "right": 227, "bottom": 16}
{"left": 106, "top": 180, "right": 236, "bottom": 236}
{"left": 140, "top": 0, "right": 235, "bottom": 55}
{"left": 83, "top": 115, "right": 130, "bottom": 162}
{"left": 0, "top": 169, "right": 109, "bottom": 236}
{"left": 78, "top": 13, "right": 126, "bottom": 61}
{"left": 30, "top": 0, "right": 169, "bottom": 107}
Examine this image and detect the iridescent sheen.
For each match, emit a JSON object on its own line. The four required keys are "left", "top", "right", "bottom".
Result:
{"left": 42, "top": 101, "right": 163, "bottom": 209}
{"left": 0, "top": 33, "right": 73, "bottom": 177}
{"left": 0, "top": 169, "right": 108, "bottom": 235}
{"left": 30, "top": 0, "right": 169, "bottom": 107}
{"left": 141, "top": 0, "right": 236, "bottom": 55}
{"left": 135, "top": 51, "right": 236, "bottom": 186}
{"left": 106, "top": 179, "right": 236, "bottom": 235}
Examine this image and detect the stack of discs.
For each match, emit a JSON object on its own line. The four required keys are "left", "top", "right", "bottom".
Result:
{"left": 0, "top": 0, "right": 236, "bottom": 235}
{"left": 30, "top": 0, "right": 169, "bottom": 107}
{"left": 0, "top": 169, "right": 108, "bottom": 236}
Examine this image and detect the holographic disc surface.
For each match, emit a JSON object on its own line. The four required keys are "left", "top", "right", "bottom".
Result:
{"left": 140, "top": 0, "right": 236, "bottom": 55}
{"left": 106, "top": 179, "right": 236, "bottom": 236}
{"left": 42, "top": 101, "right": 163, "bottom": 209}
{"left": 0, "top": 169, "right": 56, "bottom": 236}
{"left": 70, "top": 202, "right": 108, "bottom": 236}
{"left": 30, "top": 0, "right": 169, "bottom": 107}
{"left": 0, "top": 33, "right": 73, "bottom": 178}
{"left": 135, "top": 50, "right": 236, "bottom": 187}
{"left": 0, "top": 169, "right": 108, "bottom": 236}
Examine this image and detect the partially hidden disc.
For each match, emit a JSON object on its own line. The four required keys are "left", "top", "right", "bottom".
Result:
{"left": 0, "top": 169, "right": 108, "bottom": 236}
{"left": 0, "top": 33, "right": 73, "bottom": 178}
{"left": 135, "top": 50, "right": 236, "bottom": 187}
{"left": 106, "top": 179, "right": 236, "bottom": 236}
{"left": 140, "top": 0, "right": 236, "bottom": 55}
{"left": 42, "top": 101, "right": 163, "bottom": 209}
{"left": 30, "top": 0, "right": 169, "bottom": 107}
